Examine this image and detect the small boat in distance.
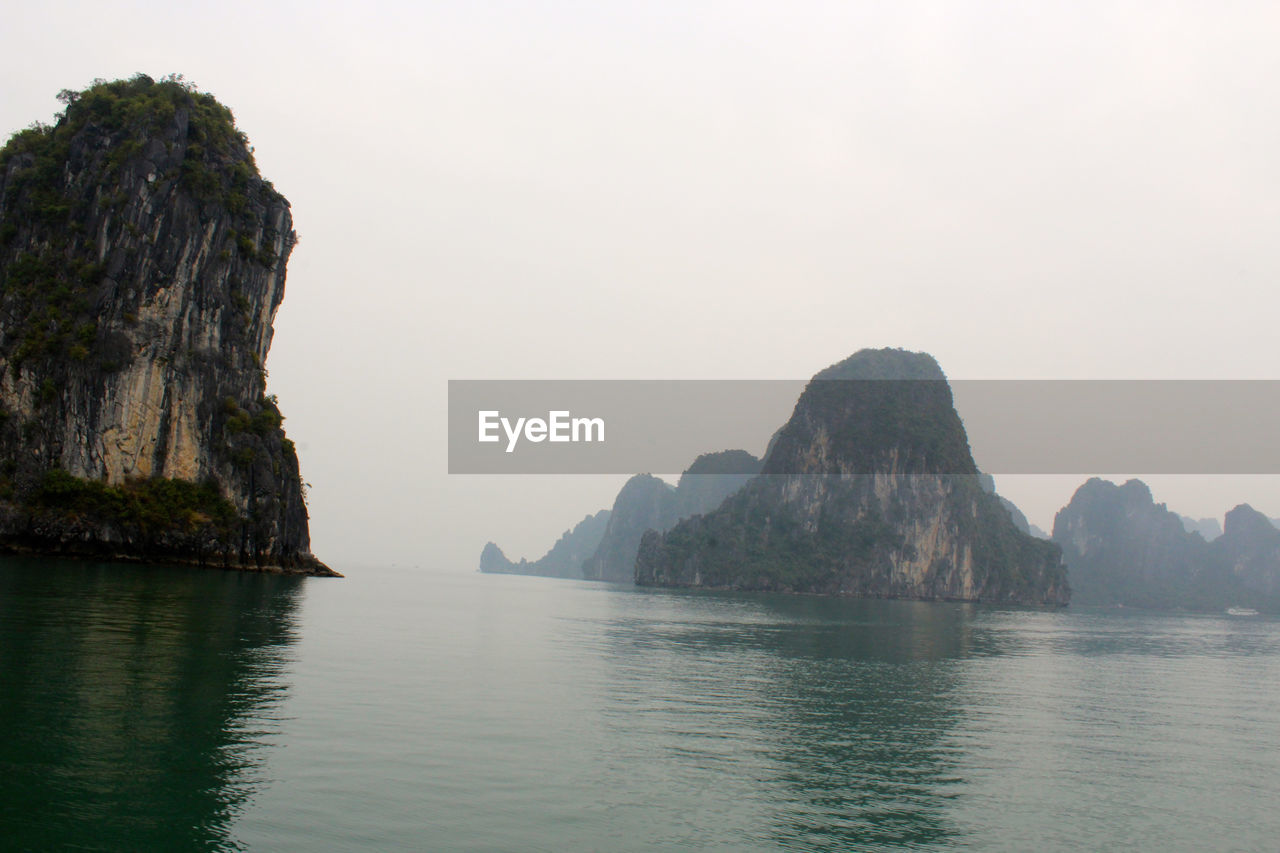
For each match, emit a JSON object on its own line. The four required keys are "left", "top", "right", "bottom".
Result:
{"left": 1227, "top": 607, "right": 1260, "bottom": 617}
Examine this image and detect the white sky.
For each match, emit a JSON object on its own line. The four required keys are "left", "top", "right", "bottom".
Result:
{"left": 3, "top": 1, "right": 1279, "bottom": 570}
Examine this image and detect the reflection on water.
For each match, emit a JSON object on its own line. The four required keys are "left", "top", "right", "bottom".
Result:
{"left": 6, "top": 565, "right": 1280, "bottom": 851}
{"left": 759, "top": 603, "right": 967, "bottom": 849}
{"left": 0, "top": 557, "right": 303, "bottom": 852}
{"left": 591, "top": 591, "right": 997, "bottom": 850}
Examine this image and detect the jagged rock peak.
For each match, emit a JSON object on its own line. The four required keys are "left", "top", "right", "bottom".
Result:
{"left": 1224, "top": 504, "right": 1275, "bottom": 539}
{"left": 478, "top": 510, "right": 612, "bottom": 579}
{"left": 479, "top": 542, "right": 513, "bottom": 573}
{"left": 812, "top": 347, "right": 947, "bottom": 381}
{"left": 762, "top": 347, "right": 974, "bottom": 477}
{"left": 679, "top": 449, "right": 762, "bottom": 480}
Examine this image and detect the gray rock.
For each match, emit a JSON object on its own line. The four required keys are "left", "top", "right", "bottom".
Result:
{"left": 1052, "top": 479, "right": 1280, "bottom": 611}
{"left": 1180, "top": 515, "right": 1223, "bottom": 541}
{"left": 636, "top": 349, "right": 1067, "bottom": 606}
{"left": 0, "top": 76, "right": 330, "bottom": 574}
{"left": 479, "top": 510, "right": 611, "bottom": 578}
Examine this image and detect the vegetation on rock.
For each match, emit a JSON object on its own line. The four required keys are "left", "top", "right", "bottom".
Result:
{"left": 0, "top": 74, "right": 285, "bottom": 373}
{"left": 0, "top": 75, "right": 326, "bottom": 573}
{"left": 636, "top": 349, "right": 1068, "bottom": 605}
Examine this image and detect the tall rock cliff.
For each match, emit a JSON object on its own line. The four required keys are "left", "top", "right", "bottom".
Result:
{"left": 580, "top": 475, "right": 680, "bottom": 582}
{"left": 635, "top": 349, "right": 1068, "bottom": 605}
{"left": 1218, "top": 504, "right": 1280, "bottom": 598}
{"left": 0, "top": 75, "right": 331, "bottom": 574}
{"left": 1052, "top": 479, "right": 1208, "bottom": 608}
{"left": 1052, "top": 479, "right": 1280, "bottom": 611}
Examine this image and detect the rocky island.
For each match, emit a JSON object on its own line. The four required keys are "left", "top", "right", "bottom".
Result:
{"left": 583, "top": 450, "right": 762, "bottom": 582}
{"left": 635, "top": 349, "right": 1068, "bottom": 605}
{"left": 0, "top": 75, "right": 333, "bottom": 575}
{"left": 480, "top": 510, "right": 611, "bottom": 578}
{"left": 1053, "top": 477, "right": 1280, "bottom": 611}
{"left": 480, "top": 449, "right": 761, "bottom": 581}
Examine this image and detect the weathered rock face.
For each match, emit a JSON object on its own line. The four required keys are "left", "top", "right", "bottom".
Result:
{"left": 479, "top": 510, "right": 611, "bottom": 578}
{"left": 0, "top": 76, "right": 330, "bottom": 574}
{"left": 581, "top": 475, "right": 679, "bottom": 583}
{"left": 635, "top": 349, "right": 1068, "bottom": 606}
{"left": 581, "top": 450, "right": 762, "bottom": 583}
{"left": 1052, "top": 479, "right": 1207, "bottom": 608}
{"left": 1219, "top": 505, "right": 1280, "bottom": 597}
{"left": 1052, "top": 479, "right": 1280, "bottom": 611}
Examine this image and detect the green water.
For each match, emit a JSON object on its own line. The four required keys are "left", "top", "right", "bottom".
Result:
{"left": 2, "top": 558, "right": 1278, "bottom": 851}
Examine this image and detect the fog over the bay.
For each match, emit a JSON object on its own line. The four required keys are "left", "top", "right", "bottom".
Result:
{"left": 3, "top": 1, "right": 1278, "bottom": 570}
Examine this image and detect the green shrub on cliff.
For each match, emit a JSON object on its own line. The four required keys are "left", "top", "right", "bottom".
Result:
{"left": 34, "top": 470, "right": 239, "bottom": 538}
{"left": 0, "top": 74, "right": 282, "bottom": 373}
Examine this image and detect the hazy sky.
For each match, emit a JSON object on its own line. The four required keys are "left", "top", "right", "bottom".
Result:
{"left": 3, "top": 1, "right": 1278, "bottom": 570}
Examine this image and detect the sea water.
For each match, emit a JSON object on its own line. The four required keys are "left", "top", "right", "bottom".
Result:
{"left": 1, "top": 558, "right": 1277, "bottom": 851}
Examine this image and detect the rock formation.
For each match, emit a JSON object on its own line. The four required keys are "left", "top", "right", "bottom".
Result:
{"left": 0, "top": 75, "right": 331, "bottom": 574}
{"left": 479, "top": 510, "right": 611, "bottom": 578}
{"left": 1180, "top": 515, "right": 1223, "bottom": 541}
{"left": 635, "top": 349, "right": 1068, "bottom": 605}
{"left": 579, "top": 475, "right": 680, "bottom": 582}
{"left": 582, "top": 450, "right": 762, "bottom": 583}
{"left": 1052, "top": 478, "right": 1280, "bottom": 611}
{"left": 1218, "top": 504, "right": 1280, "bottom": 598}
{"left": 979, "top": 471, "right": 1041, "bottom": 537}
{"left": 480, "top": 449, "right": 761, "bottom": 582}
{"left": 1052, "top": 479, "right": 1208, "bottom": 608}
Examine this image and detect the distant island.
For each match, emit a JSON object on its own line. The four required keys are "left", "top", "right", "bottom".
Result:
{"left": 1053, "top": 478, "right": 1280, "bottom": 612}
{"left": 635, "top": 349, "right": 1068, "bottom": 605}
{"left": 480, "top": 349, "right": 1280, "bottom": 613}
{"left": 481, "top": 449, "right": 761, "bottom": 581}
{"left": 485, "top": 349, "right": 1068, "bottom": 607}
{"left": 479, "top": 347, "right": 1280, "bottom": 613}
{"left": 0, "top": 75, "right": 333, "bottom": 575}
{"left": 481, "top": 510, "right": 611, "bottom": 579}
